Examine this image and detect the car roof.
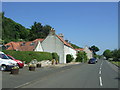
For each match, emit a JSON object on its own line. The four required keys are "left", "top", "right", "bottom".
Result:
{"left": 0, "top": 51, "right": 4, "bottom": 54}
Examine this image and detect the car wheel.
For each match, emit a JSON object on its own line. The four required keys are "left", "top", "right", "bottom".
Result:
{"left": 1, "top": 65, "right": 7, "bottom": 71}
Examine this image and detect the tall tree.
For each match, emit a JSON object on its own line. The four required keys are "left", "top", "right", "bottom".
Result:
{"left": 89, "top": 45, "right": 99, "bottom": 55}
{"left": 103, "top": 49, "right": 112, "bottom": 60}
{"left": 29, "top": 22, "right": 52, "bottom": 41}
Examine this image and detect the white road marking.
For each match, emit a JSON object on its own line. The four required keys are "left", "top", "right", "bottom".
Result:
{"left": 98, "top": 61, "right": 103, "bottom": 86}
{"left": 99, "top": 76, "right": 103, "bottom": 86}
{"left": 99, "top": 70, "right": 101, "bottom": 74}
{"left": 15, "top": 82, "right": 30, "bottom": 88}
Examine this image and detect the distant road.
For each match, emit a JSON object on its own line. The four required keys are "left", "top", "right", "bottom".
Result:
{"left": 2, "top": 59, "right": 119, "bottom": 88}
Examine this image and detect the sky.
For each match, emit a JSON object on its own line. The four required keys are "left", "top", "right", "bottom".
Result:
{"left": 2, "top": 2, "right": 118, "bottom": 55}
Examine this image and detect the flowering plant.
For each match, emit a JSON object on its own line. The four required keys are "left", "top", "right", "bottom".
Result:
{"left": 28, "top": 63, "right": 36, "bottom": 67}
{"left": 11, "top": 66, "right": 19, "bottom": 69}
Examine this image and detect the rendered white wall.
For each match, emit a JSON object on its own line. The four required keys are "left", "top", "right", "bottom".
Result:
{"left": 34, "top": 41, "right": 43, "bottom": 52}
{"left": 64, "top": 45, "right": 77, "bottom": 62}
{"left": 84, "top": 47, "right": 93, "bottom": 59}
{"left": 42, "top": 34, "right": 65, "bottom": 63}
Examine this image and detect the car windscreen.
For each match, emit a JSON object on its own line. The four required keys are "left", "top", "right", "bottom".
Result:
{"left": 90, "top": 59, "right": 95, "bottom": 61}
{"left": 7, "top": 55, "right": 14, "bottom": 60}
{"left": 0, "top": 54, "right": 9, "bottom": 59}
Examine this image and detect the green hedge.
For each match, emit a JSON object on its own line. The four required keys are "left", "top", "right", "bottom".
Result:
{"left": 3, "top": 50, "right": 53, "bottom": 63}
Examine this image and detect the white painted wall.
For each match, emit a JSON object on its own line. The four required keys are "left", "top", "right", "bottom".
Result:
{"left": 42, "top": 34, "right": 65, "bottom": 63}
{"left": 64, "top": 45, "right": 77, "bottom": 62}
{"left": 34, "top": 41, "right": 43, "bottom": 52}
{"left": 83, "top": 47, "right": 93, "bottom": 59}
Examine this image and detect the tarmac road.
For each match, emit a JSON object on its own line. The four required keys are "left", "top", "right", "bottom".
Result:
{"left": 2, "top": 59, "right": 119, "bottom": 88}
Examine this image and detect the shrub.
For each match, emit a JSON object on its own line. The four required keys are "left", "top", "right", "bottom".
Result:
{"left": 52, "top": 52, "right": 59, "bottom": 60}
{"left": 3, "top": 50, "right": 53, "bottom": 63}
{"left": 75, "top": 51, "right": 88, "bottom": 62}
{"left": 66, "top": 54, "right": 74, "bottom": 63}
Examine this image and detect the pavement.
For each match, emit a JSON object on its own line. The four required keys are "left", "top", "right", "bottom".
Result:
{"left": 2, "top": 59, "right": 119, "bottom": 88}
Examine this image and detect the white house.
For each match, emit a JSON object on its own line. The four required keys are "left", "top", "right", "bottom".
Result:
{"left": 75, "top": 46, "right": 93, "bottom": 59}
{"left": 83, "top": 46, "right": 93, "bottom": 59}
{"left": 41, "top": 29, "right": 77, "bottom": 63}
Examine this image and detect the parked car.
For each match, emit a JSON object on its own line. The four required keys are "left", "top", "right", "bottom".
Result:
{"left": 95, "top": 58, "right": 98, "bottom": 63}
{"left": 7, "top": 55, "right": 24, "bottom": 68}
{"left": 0, "top": 51, "right": 17, "bottom": 71}
{"left": 88, "top": 58, "right": 96, "bottom": 64}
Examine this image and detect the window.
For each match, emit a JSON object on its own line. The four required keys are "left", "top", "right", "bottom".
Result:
{"left": 30, "top": 42, "right": 35, "bottom": 46}
{"left": 7, "top": 56, "right": 14, "bottom": 60}
{"left": 0, "top": 54, "right": 9, "bottom": 59}
{"left": 21, "top": 42, "right": 25, "bottom": 46}
{"left": 6, "top": 45, "right": 10, "bottom": 49}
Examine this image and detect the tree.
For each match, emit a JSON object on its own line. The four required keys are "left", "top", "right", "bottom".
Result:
{"left": 66, "top": 54, "right": 74, "bottom": 63}
{"left": 29, "top": 22, "right": 52, "bottom": 41}
{"left": 42, "top": 25, "right": 52, "bottom": 37}
{"left": 89, "top": 45, "right": 99, "bottom": 55}
{"left": 2, "top": 13, "right": 29, "bottom": 43}
{"left": 103, "top": 49, "right": 112, "bottom": 60}
{"left": 112, "top": 49, "right": 120, "bottom": 61}
{"left": 2, "top": 13, "right": 53, "bottom": 43}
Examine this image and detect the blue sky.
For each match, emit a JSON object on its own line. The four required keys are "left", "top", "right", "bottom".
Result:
{"left": 2, "top": 2, "right": 118, "bottom": 55}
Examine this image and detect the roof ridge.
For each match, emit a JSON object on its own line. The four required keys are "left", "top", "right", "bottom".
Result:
{"left": 56, "top": 35, "right": 73, "bottom": 49}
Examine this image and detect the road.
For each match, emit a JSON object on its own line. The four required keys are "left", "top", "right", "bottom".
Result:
{"left": 2, "top": 59, "right": 119, "bottom": 88}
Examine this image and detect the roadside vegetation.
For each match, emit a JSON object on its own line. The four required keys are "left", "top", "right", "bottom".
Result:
{"left": 110, "top": 61, "right": 120, "bottom": 67}
{"left": 103, "top": 49, "right": 120, "bottom": 66}
{"left": 66, "top": 54, "right": 74, "bottom": 63}
{"left": 52, "top": 52, "right": 59, "bottom": 62}
{"left": 3, "top": 50, "right": 53, "bottom": 64}
{"left": 75, "top": 51, "right": 88, "bottom": 63}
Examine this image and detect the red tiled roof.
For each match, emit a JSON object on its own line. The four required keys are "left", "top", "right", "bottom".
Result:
{"left": 33, "top": 39, "right": 44, "bottom": 42}
{"left": 56, "top": 35, "right": 73, "bottom": 48}
{"left": 74, "top": 48, "right": 84, "bottom": 51}
{"left": 5, "top": 40, "right": 41, "bottom": 51}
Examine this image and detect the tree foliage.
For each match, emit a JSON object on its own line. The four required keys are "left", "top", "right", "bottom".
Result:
{"left": 66, "top": 54, "right": 74, "bottom": 63}
{"left": 89, "top": 45, "right": 99, "bottom": 55}
{"left": 52, "top": 52, "right": 59, "bottom": 61}
{"left": 103, "top": 49, "right": 120, "bottom": 61}
{"left": 2, "top": 15, "right": 29, "bottom": 43}
{"left": 2, "top": 12, "right": 52, "bottom": 44}
{"left": 75, "top": 51, "right": 88, "bottom": 62}
{"left": 69, "top": 43, "right": 82, "bottom": 49}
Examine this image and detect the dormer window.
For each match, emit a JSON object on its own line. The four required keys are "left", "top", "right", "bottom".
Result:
{"left": 30, "top": 42, "right": 35, "bottom": 46}
{"left": 21, "top": 42, "right": 25, "bottom": 46}
{"left": 6, "top": 45, "right": 10, "bottom": 49}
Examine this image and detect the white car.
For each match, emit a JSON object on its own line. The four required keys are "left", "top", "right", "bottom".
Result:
{"left": 0, "top": 51, "right": 17, "bottom": 71}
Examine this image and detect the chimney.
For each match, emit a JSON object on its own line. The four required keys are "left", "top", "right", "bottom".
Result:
{"left": 49, "top": 28, "right": 56, "bottom": 35}
{"left": 58, "top": 33, "right": 64, "bottom": 38}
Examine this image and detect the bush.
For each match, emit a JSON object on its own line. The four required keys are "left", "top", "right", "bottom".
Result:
{"left": 75, "top": 51, "right": 88, "bottom": 62}
{"left": 52, "top": 52, "right": 59, "bottom": 60}
{"left": 66, "top": 54, "right": 74, "bottom": 63}
{"left": 3, "top": 50, "right": 53, "bottom": 63}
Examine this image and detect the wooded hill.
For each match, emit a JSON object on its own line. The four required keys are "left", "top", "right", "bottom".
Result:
{"left": 2, "top": 12, "right": 81, "bottom": 49}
